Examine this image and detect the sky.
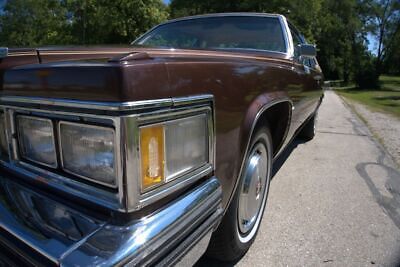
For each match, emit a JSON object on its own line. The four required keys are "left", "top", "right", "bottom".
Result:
{"left": 367, "top": 33, "right": 378, "bottom": 55}
{"left": 163, "top": 0, "right": 170, "bottom": 4}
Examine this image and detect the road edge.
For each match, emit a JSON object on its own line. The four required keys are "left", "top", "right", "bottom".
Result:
{"left": 336, "top": 91, "right": 400, "bottom": 169}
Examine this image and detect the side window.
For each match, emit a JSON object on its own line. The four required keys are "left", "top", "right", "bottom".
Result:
{"left": 143, "top": 30, "right": 199, "bottom": 49}
{"left": 290, "top": 25, "right": 317, "bottom": 69}
{"left": 289, "top": 26, "right": 303, "bottom": 57}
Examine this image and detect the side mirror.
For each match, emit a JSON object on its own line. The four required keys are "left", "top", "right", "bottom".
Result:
{"left": 299, "top": 44, "right": 316, "bottom": 57}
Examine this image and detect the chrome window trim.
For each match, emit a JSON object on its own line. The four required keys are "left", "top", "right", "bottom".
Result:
{"left": 0, "top": 95, "right": 215, "bottom": 212}
{"left": 133, "top": 13, "right": 291, "bottom": 56}
{"left": 279, "top": 15, "right": 294, "bottom": 57}
{"left": 58, "top": 121, "right": 118, "bottom": 189}
{"left": 16, "top": 115, "right": 58, "bottom": 169}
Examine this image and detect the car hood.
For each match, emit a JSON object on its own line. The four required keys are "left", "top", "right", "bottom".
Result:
{"left": 0, "top": 46, "right": 171, "bottom": 102}
{"left": 0, "top": 46, "right": 287, "bottom": 102}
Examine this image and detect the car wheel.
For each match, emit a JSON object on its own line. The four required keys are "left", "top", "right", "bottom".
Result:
{"left": 206, "top": 126, "right": 273, "bottom": 262}
{"left": 299, "top": 112, "right": 317, "bottom": 141}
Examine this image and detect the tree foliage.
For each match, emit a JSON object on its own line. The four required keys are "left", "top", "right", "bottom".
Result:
{"left": 0, "top": 0, "right": 399, "bottom": 87}
{"left": 361, "top": 0, "right": 400, "bottom": 76}
{"left": 384, "top": 29, "right": 400, "bottom": 74}
{"left": 315, "top": 0, "right": 368, "bottom": 83}
{"left": 66, "top": 0, "right": 168, "bottom": 44}
{"left": 0, "top": 0, "right": 168, "bottom": 46}
{"left": 0, "top": 0, "right": 72, "bottom": 46}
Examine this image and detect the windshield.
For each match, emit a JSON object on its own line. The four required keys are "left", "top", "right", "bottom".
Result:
{"left": 134, "top": 16, "right": 287, "bottom": 53}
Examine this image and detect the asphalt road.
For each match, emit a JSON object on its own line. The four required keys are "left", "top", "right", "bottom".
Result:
{"left": 197, "top": 91, "right": 400, "bottom": 266}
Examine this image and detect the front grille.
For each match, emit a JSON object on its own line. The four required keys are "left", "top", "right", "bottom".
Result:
{"left": 0, "top": 229, "right": 56, "bottom": 267}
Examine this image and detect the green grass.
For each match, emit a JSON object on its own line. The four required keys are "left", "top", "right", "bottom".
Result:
{"left": 335, "top": 75, "right": 400, "bottom": 118}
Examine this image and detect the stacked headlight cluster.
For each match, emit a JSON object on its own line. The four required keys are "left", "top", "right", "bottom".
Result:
{"left": 12, "top": 109, "right": 210, "bottom": 197}
{"left": 16, "top": 115, "right": 117, "bottom": 188}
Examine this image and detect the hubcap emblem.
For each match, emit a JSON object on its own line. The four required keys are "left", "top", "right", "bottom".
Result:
{"left": 255, "top": 176, "right": 262, "bottom": 197}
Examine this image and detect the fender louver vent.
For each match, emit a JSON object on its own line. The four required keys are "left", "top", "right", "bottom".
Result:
{"left": 0, "top": 48, "right": 8, "bottom": 59}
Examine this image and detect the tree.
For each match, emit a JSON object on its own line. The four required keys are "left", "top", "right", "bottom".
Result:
{"left": 315, "top": 0, "right": 368, "bottom": 83}
{"left": 66, "top": 0, "right": 168, "bottom": 44}
{"left": 362, "top": 0, "right": 400, "bottom": 76}
{"left": 0, "top": 0, "right": 73, "bottom": 46}
{"left": 384, "top": 29, "right": 400, "bottom": 74}
{"left": 0, "top": 0, "right": 168, "bottom": 46}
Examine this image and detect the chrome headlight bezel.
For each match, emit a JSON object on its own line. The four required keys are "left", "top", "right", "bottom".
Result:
{"left": 0, "top": 95, "right": 215, "bottom": 213}
{"left": 138, "top": 113, "right": 210, "bottom": 193}
{"left": 16, "top": 115, "right": 58, "bottom": 169}
{"left": 132, "top": 106, "right": 214, "bottom": 207}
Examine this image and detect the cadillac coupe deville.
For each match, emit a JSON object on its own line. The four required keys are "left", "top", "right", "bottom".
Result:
{"left": 0, "top": 13, "right": 323, "bottom": 266}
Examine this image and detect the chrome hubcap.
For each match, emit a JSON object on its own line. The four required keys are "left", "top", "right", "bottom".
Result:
{"left": 238, "top": 143, "right": 269, "bottom": 234}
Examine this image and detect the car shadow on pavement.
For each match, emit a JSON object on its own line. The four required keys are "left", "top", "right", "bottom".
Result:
{"left": 272, "top": 138, "right": 307, "bottom": 178}
{"left": 195, "top": 137, "right": 306, "bottom": 267}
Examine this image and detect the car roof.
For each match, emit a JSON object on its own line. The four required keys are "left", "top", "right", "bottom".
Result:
{"left": 163, "top": 12, "right": 282, "bottom": 25}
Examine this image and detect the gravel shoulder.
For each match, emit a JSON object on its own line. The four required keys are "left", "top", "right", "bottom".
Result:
{"left": 339, "top": 94, "right": 400, "bottom": 167}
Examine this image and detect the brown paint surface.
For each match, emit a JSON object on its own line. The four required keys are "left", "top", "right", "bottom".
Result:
{"left": 0, "top": 46, "right": 323, "bottom": 209}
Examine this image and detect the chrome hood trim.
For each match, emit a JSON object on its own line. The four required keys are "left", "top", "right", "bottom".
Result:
{"left": 0, "top": 94, "right": 214, "bottom": 112}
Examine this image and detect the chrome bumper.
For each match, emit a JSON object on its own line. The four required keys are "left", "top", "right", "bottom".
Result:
{"left": 0, "top": 171, "right": 223, "bottom": 266}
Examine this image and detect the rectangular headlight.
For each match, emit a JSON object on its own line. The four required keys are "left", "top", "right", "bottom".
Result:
{"left": 0, "top": 112, "right": 8, "bottom": 159}
{"left": 59, "top": 122, "right": 116, "bottom": 188}
{"left": 17, "top": 116, "right": 57, "bottom": 167}
{"left": 140, "top": 114, "right": 208, "bottom": 192}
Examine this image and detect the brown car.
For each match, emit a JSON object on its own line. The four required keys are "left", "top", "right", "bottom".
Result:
{"left": 0, "top": 13, "right": 323, "bottom": 265}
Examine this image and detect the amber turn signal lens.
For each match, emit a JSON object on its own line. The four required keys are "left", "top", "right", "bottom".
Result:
{"left": 140, "top": 125, "right": 165, "bottom": 191}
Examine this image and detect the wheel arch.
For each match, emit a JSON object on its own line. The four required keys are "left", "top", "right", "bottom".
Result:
{"left": 241, "top": 96, "right": 293, "bottom": 158}
{"left": 224, "top": 95, "right": 292, "bottom": 215}
{"left": 253, "top": 100, "right": 292, "bottom": 157}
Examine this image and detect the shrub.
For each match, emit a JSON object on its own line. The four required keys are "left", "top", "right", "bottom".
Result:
{"left": 355, "top": 64, "right": 380, "bottom": 89}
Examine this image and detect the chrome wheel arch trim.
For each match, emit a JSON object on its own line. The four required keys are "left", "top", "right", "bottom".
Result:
{"left": 224, "top": 98, "right": 293, "bottom": 217}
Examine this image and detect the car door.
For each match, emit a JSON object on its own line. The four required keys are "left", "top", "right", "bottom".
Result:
{"left": 288, "top": 25, "right": 322, "bottom": 135}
